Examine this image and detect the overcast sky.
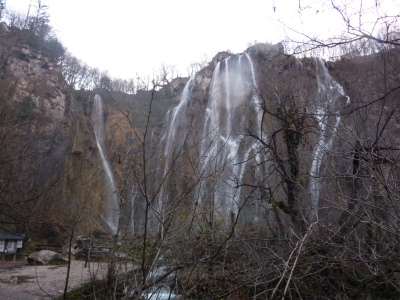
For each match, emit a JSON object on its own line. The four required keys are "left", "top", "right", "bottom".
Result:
{"left": 6, "top": 0, "right": 398, "bottom": 80}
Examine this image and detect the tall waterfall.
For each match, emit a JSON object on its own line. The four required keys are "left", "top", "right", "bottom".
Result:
{"left": 160, "top": 48, "right": 348, "bottom": 228}
{"left": 161, "top": 53, "right": 265, "bottom": 226}
{"left": 92, "top": 94, "right": 119, "bottom": 234}
{"left": 198, "top": 53, "right": 263, "bottom": 222}
{"left": 309, "top": 58, "right": 349, "bottom": 222}
{"left": 162, "top": 75, "right": 196, "bottom": 171}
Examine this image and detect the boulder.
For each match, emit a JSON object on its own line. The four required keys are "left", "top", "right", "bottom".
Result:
{"left": 27, "top": 250, "right": 68, "bottom": 265}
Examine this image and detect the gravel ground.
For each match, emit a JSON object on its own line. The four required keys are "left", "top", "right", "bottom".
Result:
{"left": 0, "top": 260, "right": 111, "bottom": 299}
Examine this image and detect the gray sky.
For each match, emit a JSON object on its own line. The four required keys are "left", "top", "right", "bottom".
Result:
{"left": 6, "top": 0, "right": 398, "bottom": 80}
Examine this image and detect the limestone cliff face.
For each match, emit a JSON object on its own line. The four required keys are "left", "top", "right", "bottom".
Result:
{"left": 3, "top": 22, "right": 400, "bottom": 240}
{"left": 0, "top": 26, "right": 76, "bottom": 241}
{"left": 0, "top": 26, "right": 165, "bottom": 237}
{"left": 9, "top": 45, "right": 67, "bottom": 123}
{"left": 1, "top": 28, "right": 71, "bottom": 126}
{"left": 148, "top": 43, "right": 400, "bottom": 230}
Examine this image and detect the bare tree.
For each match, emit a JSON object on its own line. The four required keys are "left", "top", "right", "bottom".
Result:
{"left": 282, "top": 0, "right": 400, "bottom": 58}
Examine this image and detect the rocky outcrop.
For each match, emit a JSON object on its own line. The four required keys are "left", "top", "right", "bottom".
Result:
{"left": 10, "top": 46, "right": 67, "bottom": 122}
{"left": 2, "top": 18, "right": 400, "bottom": 249}
{"left": 0, "top": 27, "right": 76, "bottom": 242}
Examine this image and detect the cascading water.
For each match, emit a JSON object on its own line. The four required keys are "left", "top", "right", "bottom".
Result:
{"left": 92, "top": 94, "right": 119, "bottom": 234}
{"left": 308, "top": 58, "right": 349, "bottom": 222}
{"left": 149, "top": 53, "right": 264, "bottom": 298}
{"left": 160, "top": 47, "right": 349, "bottom": 227}
{"left": 160, "top": 53, "right": 264, "bottom": 226}
{"left": 198, "top": 53, "right": 264, "bottom": 223}
{"left": 162, "top": 75, "right": 195, "bottom": 170}
{"left": 154, "top": 75, "right": 196, "bottom": 231}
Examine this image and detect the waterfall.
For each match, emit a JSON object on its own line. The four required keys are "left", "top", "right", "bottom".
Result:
{"left": 309, "top": 58, "right": 349, "bottom": 222}
{"left": 159, "top": 49, "right": 349, "bottom": 227}
{"left": 153, "top": 75, "right": 196, "bottom": 230}
{"left": 92, "top": 94, "right": 119, "bottom": 234}
{"left": 159, "top": 53, "right": 264, "bottom": 226}
{"left": 198, "top": 53, "right": 263, "bottom": 222}
{"left": 162, "top": 75, "right": 195, "bottom": 169}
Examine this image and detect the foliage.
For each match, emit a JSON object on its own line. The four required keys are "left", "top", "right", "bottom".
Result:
{"left": 43, "top": 37, "right": 65, "bottom": 62}
{"left": 27, "top": 1, "right": 50, "bottom": 41}
{"left": 3, "top": 2, "right": 64, "bottom": 64}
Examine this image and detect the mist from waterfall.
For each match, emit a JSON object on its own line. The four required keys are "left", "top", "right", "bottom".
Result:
{"left": 92, "top": 94, "right": 119, "bottom": 234}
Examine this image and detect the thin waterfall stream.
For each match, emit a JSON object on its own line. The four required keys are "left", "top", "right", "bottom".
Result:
{"left": 92, "top": 94, "right": 119, "bottom": 234}
{"left": 308, "top": 58, "right": 349, "bottom": 222}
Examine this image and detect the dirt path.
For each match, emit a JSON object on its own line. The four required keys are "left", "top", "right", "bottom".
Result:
{"left": 0, "top": 260, "right": 111, "bottom": 299}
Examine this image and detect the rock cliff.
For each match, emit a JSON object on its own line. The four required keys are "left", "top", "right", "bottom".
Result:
{"left": 2, "top": 24, "right": 400, "bottom": 244}
{"left": 0, "top": 26, "right": 76, "bottom": 241}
